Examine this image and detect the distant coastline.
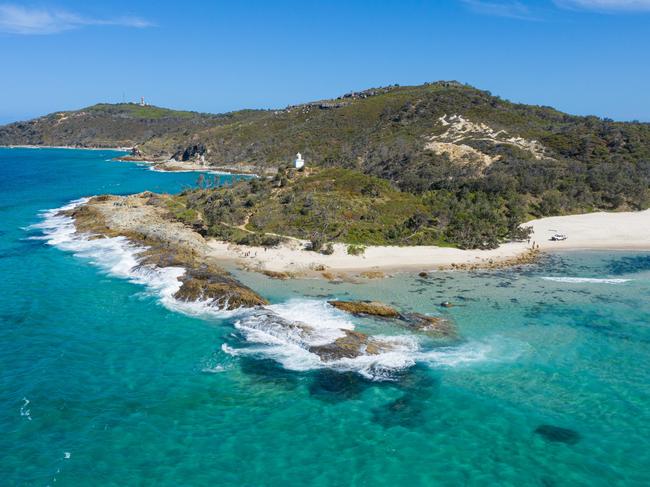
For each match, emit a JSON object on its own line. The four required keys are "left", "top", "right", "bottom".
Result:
{"left": 2, "top": 144, "right": 131, "bottom": 151}
{"left": 1, "top": 146, "right": 256, "bottom": 176}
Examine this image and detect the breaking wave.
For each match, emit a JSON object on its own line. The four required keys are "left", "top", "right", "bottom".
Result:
{"left": 223, "top": 302, "right": 423, "bottom": 380}
{"left": 30, "top": 199, "right": 519, "bottom": 381}
{"left": 28, "top": 198, "right": 187, "bottom": 310}
{"left": 541, "top": 277, "right": 631, "bottom": 284}
{"left": 223, "top": 299, "right": 520, "bottom": 380}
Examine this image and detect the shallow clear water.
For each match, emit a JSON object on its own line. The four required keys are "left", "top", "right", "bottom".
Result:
{"left": 1, "top": 148, "right": 650, "bottom": 486}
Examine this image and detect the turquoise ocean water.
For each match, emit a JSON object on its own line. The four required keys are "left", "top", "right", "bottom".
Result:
{"left": 1, "top": 148, "right": 649, "bottom": 486}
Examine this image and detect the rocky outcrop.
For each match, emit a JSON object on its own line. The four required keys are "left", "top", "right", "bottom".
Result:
{"left": 329, "top": 300, "right": 458, "bottom": 339}
{"left": 237, "top": 309, "right": 393, "bottom": 362}
{"left": 116, "top": 146, "right": 145, "bottom": 161}
{"left": 173, "top": 268, "right": 267, "bottom": 309}
{"left": 359, "top": 270, "right": 385, "bottom": 279}
{"left": 172, "top": 143, "right": 207, "bottom": 162}
{"left": 261, "top": 270, "right": 293, "bottom": 280}
{"left": 309, "top": 330, "right": 388, "bottom": 361}
{"left": 328, "top": 300, "right": 400, "bottom": 318}
{"left": 440, "top": 249, "right": 541, "bottom": 271}
{"left": 67, "top": 193, "right": 267, "bottom": 310}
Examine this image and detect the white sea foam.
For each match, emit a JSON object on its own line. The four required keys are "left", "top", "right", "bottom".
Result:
{"left": 224, "top": 298, "right": 514, "bottom": 380}
{"left": 227, "top": 300, "right": 420, "bottom": 379}
{"left": 418, "top": 340, "right": 496, "bottom": 367}
{"left": 20, "top": 397, "right": 32, "bottom": 421}
{"left": 541, "top": 276, "right": 631, "bottom": 284}
{"left": 33, "top": 200, "right": 513, "bottom": 381}
{"left": 333, "top": 335, "right": 420, "bottom": 381}
{"left": 29, "top": 199, "right": 249, "bottom": 321}
{"left": 201, "top": 365, "right": 225, "bottom": 374}
{"left": 268, "top": 299, "right": 355, "bottom": 344}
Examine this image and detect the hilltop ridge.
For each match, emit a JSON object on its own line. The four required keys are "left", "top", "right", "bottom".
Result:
{"left": 2, "top": 81, "right": 649, "bottom": 239}
{"left": 2, "top": 81, "right": 648, "bottom": 177}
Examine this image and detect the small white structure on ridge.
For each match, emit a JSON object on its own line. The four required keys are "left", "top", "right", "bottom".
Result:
{"left": 140, "top": 96, "right": 146, "bottom": 107}
{"left": 294, "top": 152, "right": 305, "bottom": 169}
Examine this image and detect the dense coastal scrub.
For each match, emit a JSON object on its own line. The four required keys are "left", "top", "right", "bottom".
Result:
{"left": 169, "top": 154, "right": 650, "bottom": 249}
{"left": 170, "top": 167, "right": 531, "bottom": 250}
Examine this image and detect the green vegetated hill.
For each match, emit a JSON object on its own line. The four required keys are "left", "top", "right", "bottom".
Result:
{"left": 0, "top": 103, "right": 235, "bottom": 149}
{"left": 170, "top": 167, "right": 532, "bottom": 250}
{"left": 2, "top": 81, "right": 650, "bottom": 248}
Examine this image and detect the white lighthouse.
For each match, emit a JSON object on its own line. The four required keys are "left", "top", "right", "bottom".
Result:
{"left": 294, "top": 152, "right": 305, "bottom": 169}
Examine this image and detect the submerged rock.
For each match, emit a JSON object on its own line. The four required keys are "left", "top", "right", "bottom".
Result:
{"left": 329, "top": 300, "right": 458, "bottom": 339}
{"left": 400, "top": 313, "right": 457, "bottom": 338}
{"left": 328, "top": 300, "right": 400, "bottom": 318}
{"left": 308, "top": 370, "right": 371, "bottom": 402}
{"left": 359, "top": 270, "right": 385, "bottom": 279}
{"left": 261, "top": 270, "right": 293, "bottom": 280}
{"left": 371, "top": 366, "right": 439, "bottom": 427}
{"left": 534, "top": 424, "right": 581, "bottom": 444}
{"left": 238, "top": 357, "right": 300, "bottom": 389}
{"left": 371, "top": 394, "right": 428, "bottom": 429}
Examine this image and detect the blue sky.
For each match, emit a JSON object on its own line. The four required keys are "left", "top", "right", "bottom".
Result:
{"left": 0, "top": 0, "right": 649, "bottom": 124}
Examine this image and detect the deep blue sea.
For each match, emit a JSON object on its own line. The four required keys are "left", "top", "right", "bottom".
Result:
{"left": 1, "top": 148, "right": 650, "bottom": 486}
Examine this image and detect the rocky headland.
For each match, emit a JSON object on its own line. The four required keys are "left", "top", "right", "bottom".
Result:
{"left": 66, "top": 192, "right": 267, "bottom": 310}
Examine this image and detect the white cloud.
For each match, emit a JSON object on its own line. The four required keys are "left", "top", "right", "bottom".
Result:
{"left": 460, "top": 0, "right": 540, "bottom": 20}
{"left": 0, "top": 4, "right": 153, "bottom": 35}
{"left": 554, "top": 0, "right": 650, "bottom": 11}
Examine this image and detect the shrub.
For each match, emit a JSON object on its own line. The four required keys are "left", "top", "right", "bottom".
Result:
{"left": 347, "top": 244, "right": 366, "bottom": 256}
{"left": 234, "top": 233, "right": 257, "bottom": 246}
{"left": 261, "top": 235, "right": 281, "bottom": 247}
{"left": 309, "top": 234, "right": 325, "bottom": 252}
{"left": 321, "top": 243, "right": 335, "bottom": 255}
{"left": 361, "top": 183, "right": 382, "bottom": 197}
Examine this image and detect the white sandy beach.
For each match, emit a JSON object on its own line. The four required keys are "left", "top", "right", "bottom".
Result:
{"left": 207, "top": 209, "right": 650, "bottom": 275}
{"left": 149, "top": 159, "right": 252, "bottom": 175}
{"left": 149, "top": 159, "right": 268, "bottom": 175}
